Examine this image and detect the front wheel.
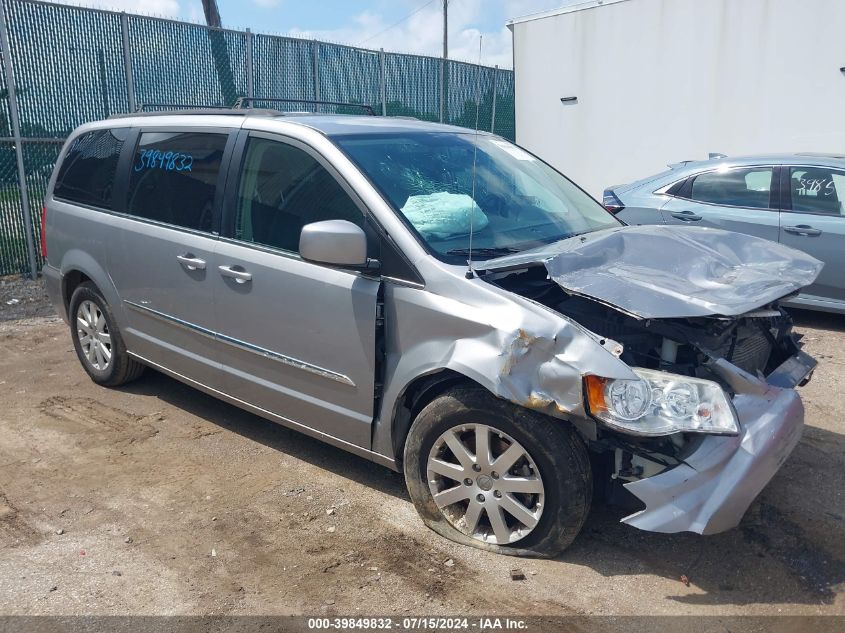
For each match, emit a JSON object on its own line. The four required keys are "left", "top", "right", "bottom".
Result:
{"left": 403, "top": 387, "right": 592, "bottom": 557}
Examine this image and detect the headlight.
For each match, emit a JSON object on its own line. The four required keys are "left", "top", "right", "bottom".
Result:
{"left": 584, "top": 368, "right": 738, "bottom": 436}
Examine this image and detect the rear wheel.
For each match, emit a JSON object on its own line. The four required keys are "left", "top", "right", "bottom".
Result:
{"left": 69, "top": 282, "right": 145, "bottom": 387}
{"left": 404, "top": 387, "right": 592, "bottom": 557}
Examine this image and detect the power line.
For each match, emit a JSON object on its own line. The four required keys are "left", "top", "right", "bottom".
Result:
{"left": 358, "top": 0, "right": 437, "bottom": 46}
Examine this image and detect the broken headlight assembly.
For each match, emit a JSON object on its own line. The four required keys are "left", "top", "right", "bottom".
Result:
{"left": 584, "top": 368, "right": 739, "bottom": 436}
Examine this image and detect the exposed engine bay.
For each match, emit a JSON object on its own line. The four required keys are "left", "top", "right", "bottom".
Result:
{"left": 469, "top": 226, "right": 820, "bottom": 533}
{"left": 485, "top": 264, "right": 811, "bottom": 496}
{"left": 490, "top": 265, "right": 803, "bottom": 383}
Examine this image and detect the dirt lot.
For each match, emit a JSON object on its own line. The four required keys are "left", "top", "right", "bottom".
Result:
{"left": 0, "top": 276, "right": 842, "bottom": 617}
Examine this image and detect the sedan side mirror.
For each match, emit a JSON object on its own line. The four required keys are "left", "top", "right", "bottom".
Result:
{"left": 299, "top": 219, "right": 371, "bottom": 269}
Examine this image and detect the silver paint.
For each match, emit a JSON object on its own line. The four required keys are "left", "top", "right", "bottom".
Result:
{"left": 613, "top": 153, "right": 845, "bottom": 314}
{"left": 43, "top": 112, "right": 819, "bottom": 540}
{"left": 125, "top": 300, "right": 356, "bottom": 387}
{"left": 299, "top": 219, "right": 368, "bottom": 267}
{"left": 427, "top": 423, "right": 545, "bottom": 545}
{"left": 479, "top": 225, "right": 823, "bottom": 320}
{"left": 622, "top": 357, "right": 812, "bottom": 535}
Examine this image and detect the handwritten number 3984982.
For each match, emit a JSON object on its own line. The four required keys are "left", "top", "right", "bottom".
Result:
{"left": 134, "top": 149, "right": 193, "bottom": 172}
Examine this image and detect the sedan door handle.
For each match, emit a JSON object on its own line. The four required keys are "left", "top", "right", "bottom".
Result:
{"left": 783, "top": 225, "right": 822, "bottom": 237}
{"left": 218, "top": 264, "right": 252, "bottom": 283}
{"left": 671, "top": 210, "right": 702, "bottom": 222}
{"left": 176, "top": 253, "right": 207, "bottom": 270}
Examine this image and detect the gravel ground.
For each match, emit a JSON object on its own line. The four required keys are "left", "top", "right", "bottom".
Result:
{"left": 0, "top": 274, "right": 53, "bottom": 321}
{"left": 0, "top": 276, "right": 842, "bottom": 618}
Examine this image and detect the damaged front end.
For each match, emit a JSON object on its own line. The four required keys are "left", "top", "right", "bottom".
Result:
{"left": 562, "top": 292, "right": 814, "bottom": 535}
{"left": 479, "top": 225, "right": 822, "bottom": 535}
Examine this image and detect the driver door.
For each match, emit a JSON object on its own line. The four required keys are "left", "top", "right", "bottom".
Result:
{"left": 212, "top": 132, "right": 380, "bottom": 449}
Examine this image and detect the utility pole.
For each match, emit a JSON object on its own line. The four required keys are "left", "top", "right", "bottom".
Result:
{"left": 442, "top": 0, "right": 448, "bottom": 59}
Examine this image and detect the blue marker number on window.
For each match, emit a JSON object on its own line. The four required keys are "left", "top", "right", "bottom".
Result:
{"left": 134, "top": 149, "right": 193, "bottom": 172}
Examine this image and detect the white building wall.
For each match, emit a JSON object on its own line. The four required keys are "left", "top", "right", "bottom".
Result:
{"left": 511, "top": 0, "right": 845, "bottom": 197}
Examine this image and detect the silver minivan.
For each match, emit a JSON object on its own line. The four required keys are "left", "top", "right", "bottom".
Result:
{"left": 43, "top": 108, "right": 821, "bottom": 557}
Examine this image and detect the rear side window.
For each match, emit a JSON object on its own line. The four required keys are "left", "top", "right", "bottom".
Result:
{"left": 54, "top": 129, "right": 127, "bottom": 208}
{"left": 126, "top": 131, "right": 228, "bottom": 232}
{"left": 789, "top": 167, "right": 845, "bottom": 215}
{"left": 665, "top": 178, "right": 690, "bottom": 197}
{"left": 688, "top": 167, "right": 774, "bottom": 209}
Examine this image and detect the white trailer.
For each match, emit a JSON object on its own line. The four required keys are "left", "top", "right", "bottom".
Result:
{"left": 508, "top": 0, "right": 845, "bottom": 197}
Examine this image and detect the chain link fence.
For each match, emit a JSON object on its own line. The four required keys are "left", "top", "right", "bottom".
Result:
{"left": 0, "top": 0, "right": 516, "bottom": 278}
{"left": 0, "top": 141, "right": 27, "bottom": 276}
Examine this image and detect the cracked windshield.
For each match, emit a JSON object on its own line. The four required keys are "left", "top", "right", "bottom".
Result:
{"left": 335, "top": 133, "right": 620, "bottom": 262}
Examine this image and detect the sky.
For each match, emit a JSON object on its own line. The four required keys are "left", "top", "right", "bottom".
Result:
{"left": 55, "top": 0, "right": 581, "bottom": 68}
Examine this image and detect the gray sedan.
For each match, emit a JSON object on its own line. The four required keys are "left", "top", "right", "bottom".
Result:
{"left": 608, "top": 154, "right": 845, "bottom": 313}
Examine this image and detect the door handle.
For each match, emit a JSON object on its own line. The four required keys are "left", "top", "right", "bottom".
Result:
{"left": 671, "top": 210, "right": 702, "bottom": 222}
{"left": 176, "top": 253, "right": 207, "bottom": 270}
{"left": 783, "top": 225, "right": 822, "bottom": 237}
{"left": 218, "top": 264, "right": 252, "bottom": 283}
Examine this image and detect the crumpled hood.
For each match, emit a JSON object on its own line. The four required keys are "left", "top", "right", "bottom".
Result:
{"left": 478, "top": 225, "right": 823, "bottom": 319}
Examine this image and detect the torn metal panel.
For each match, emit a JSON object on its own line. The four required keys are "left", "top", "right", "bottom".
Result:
{"left": 374, "top": 279, "right": 635, "bottom": 458}
{"left": 495, "top": 325, "right": 625, "bottom": 422}
{"left": 375, "top": 227, "right": 816, "bottom": 537}
{"left": 479, "top": 225, "right": 823, "bottom": 319}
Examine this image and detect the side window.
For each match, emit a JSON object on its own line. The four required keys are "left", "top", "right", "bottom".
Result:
{"left": 789, "top": 167, "right": 845, "bottom": 215}
{"left": 689, "top": 167, "right": 774, "bottom": 209}
{"left": 126, "top": 131, "right": 228, "bottom": 232}
{"left": 665, "top": 178, "right": 689, "bottom": 197}
{"left": 53, "top": 129, "right": 127, "bottom": 208}
{"left": 234, "top": 136, "right": 363, "bottom": 253}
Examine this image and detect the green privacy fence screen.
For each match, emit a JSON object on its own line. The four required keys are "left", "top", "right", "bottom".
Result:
{"left": 0, "top": 0, "right": 515, "bottom": 278}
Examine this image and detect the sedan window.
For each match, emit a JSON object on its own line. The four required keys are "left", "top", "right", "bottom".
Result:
{"left": 789, "top": 167, "right": 845, "bottom": 215}
{"left": 688, "top": 167, "right": 774, "bottom": 209}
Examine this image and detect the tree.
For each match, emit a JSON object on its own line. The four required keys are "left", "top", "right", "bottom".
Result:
{"left": 200, "top": 0, "right": 239, "bottom": 106}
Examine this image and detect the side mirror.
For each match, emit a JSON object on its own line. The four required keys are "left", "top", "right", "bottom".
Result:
{"left": 299, "top": 220, "right": 369, "bottom": 268}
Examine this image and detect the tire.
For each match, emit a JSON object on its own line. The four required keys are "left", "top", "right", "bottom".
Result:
{"left": 69, "top": 282, "right": 145, "bottom": 387}
{"left": 404, "top": 387, "right": 592, "bottom": 558}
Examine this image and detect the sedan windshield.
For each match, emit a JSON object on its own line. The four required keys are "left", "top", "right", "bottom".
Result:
{"left": 334, "top": 132, "right": 621, "bottom": 262}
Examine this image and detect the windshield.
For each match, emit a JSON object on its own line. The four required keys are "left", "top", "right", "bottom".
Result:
{"left": 333, "top": 132, "right": 620, "bottom": 262}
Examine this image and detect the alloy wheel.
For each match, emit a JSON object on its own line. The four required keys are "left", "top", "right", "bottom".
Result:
{"left": 76, "top": 300, "right": 112, "bottom": 371}
{"left": 426, "top": 423, "right": 545, "bottom": 545}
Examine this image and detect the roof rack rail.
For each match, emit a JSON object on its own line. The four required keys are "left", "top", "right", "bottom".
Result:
{"left": 135, "top": 103, "right": 232, "bottom": 112}
{"left": 106, "top": 99, "right": 378, "bottom": 120}
{"left": 232, "top": 97, "right": 376, "bottom": 116}
{"left": 109, "top": 108, "right": 287, "bottom": 120}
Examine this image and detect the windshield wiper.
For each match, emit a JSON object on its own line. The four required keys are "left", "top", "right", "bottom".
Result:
{"left": 446, "top": 246, "right": 521, "bottom": 257}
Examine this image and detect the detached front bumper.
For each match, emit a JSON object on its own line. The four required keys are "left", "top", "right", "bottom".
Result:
{"left": 621, "top": 353, "right": 814, "bottom": 535}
